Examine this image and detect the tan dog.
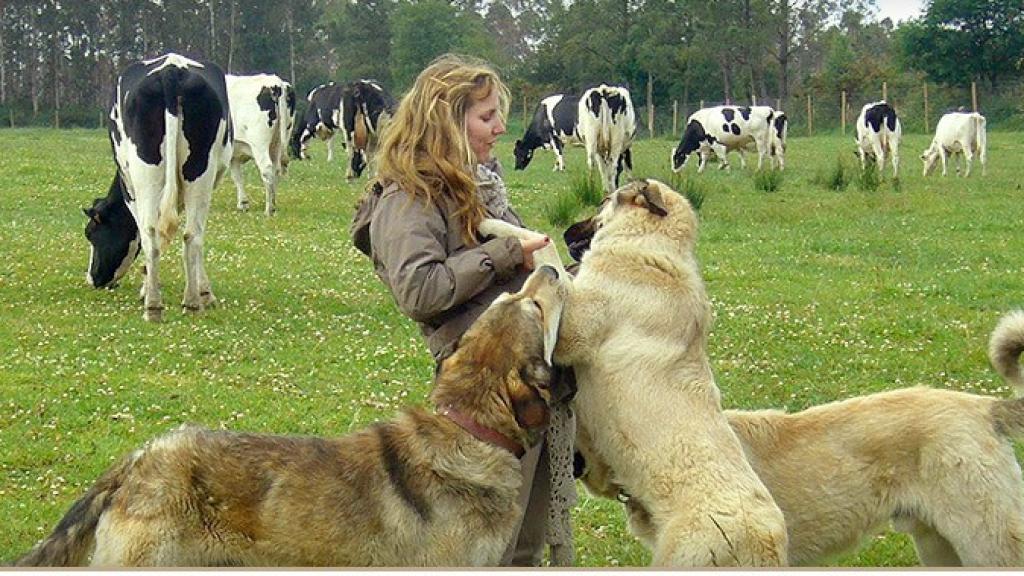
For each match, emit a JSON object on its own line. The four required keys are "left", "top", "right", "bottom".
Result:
{"left": 14, "top": 266, "right": 567, "bottom": 567}
{"left": 579, "top": 310, "right": 1024, "bottom": 567}
{"left": 555, "top": 180, "right": 788, "bottom": 566}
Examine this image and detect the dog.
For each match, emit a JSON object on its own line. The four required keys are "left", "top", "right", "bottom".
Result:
{"left": 577, "top": 310, "right": 1024, "bottom": 566}
{"left": 13, "top": 265, "right": 567, "bottom": 567}
{"left": 523, "top": 179, "right": 788, "bottom": 566}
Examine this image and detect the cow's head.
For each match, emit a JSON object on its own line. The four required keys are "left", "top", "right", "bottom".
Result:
{"left": 513, "top": 139, "right": 534, "bottom": 170}
{"left": 920, "top": 144, "right": 940, "bottom": 176}
{"left": 350, "top": 150, "right": 368, "bottom": 179}
{"left": 671, "top": 120, "right": 706, "bottom": 172}
{"left": 84, "top": 174, "right": 139, "bottom": 289}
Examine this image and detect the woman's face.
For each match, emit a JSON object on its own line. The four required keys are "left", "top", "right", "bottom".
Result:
{"left": 464, "top": 88, "right": 505, "bottom": 163}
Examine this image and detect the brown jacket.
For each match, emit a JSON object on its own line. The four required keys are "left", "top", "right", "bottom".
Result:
{"left": 368, "top": 179, "right": 527, "bottom": 363}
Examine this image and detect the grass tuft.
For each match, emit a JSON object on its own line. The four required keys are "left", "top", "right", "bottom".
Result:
{"left": 543, "top": 188, "right": 581, "bottom": 227}
{"left": 753, "top": 168, "right": 783, "bottom": 193}
{"left": 570, "top": 169, "right": 604, "bottom": 207}
{"left": 816, "top": 156, "right": 850, "bottom": 191}
{"left": 855, "top": 164, "right": 881, "bottom": 192}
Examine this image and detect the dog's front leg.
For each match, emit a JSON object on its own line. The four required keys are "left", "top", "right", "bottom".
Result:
{"left": 478, "top": 218, "right": 567, "bottom": 276}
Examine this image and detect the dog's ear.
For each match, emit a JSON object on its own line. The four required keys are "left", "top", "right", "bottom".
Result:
{"left": 635, "top": 181, "right": 669, "bottom": 217}
{"left": 510, "top": 366, "right": 551, "bottom": 431}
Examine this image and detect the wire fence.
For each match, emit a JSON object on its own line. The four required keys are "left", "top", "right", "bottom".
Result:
{"left": 619, "top": 81, "right": 1024, "bottom": 140}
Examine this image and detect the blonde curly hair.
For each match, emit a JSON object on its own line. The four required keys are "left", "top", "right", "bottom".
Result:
{"left": 373, "top": 53, "right": 510, "bottom": 245}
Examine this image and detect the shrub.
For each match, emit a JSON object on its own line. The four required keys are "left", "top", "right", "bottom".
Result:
{"left": 816, "top": 157, "right": 849, "bottom": 192}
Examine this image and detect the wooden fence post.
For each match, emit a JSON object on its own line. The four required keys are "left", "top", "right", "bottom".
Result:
{"left": 923, "top": 82, "right": 930, "bottom": 133}
{"left": 699, "top": 99, "right": 704, "bottom": 110}
{"left": 972, "top": 81, "right": 978, "bottom": 112}
{"left": 672, "top": 100, "right": 678, "bottom": 136}
{"left": 806, "top": 93, "right": 813, "bottom": 136}
{"left": 841, "top": 90, "right": 847, "bottom": 136}
{"left": 647, "top": 71, "right": 654, "bottom": 138}
{"left": 882, "top": 81, "right": 888, "bottom": 101}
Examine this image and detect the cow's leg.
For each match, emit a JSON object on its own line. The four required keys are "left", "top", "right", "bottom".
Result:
{"left": 713, "top": 144, "right": 730, "bottom": 171}
{"left": 128, "top": 170, "right": 164, "bottom": 322}
{"left": 737, "top": 150, "right": 748, "bottom": 170}
{"left": 551, "top": 137, "right": 565, "bottom": 172}
{"left": 891, "top": 144, "right": 900, "bottom": 177}
{"left": 252, "top": 148, "right": 277, "bottom": 216}
{"left": 963, "top": 148, "right": 974, "bottom": 177}
{"left": 939, "top": 147, "right": 948, "bottom": 176}
{"left": 697, "top": 149, "right": 708, "bottom": 174}
{"left": 180, "top": 170, "right": 218, "bottom": 314}
{"left": 230, "top": 159, "right": 249, "bottom": 212}
{"left": 873, "top": 143, "right": 886, "bottom": 175}
{"left": 325, "top": 134, "right": 334, "bottom": 162}
{"left": 859, "top": 147, "right": 868, "bottom": 171}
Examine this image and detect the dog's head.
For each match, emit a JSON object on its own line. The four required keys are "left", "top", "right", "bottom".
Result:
{"left": 564, "top": 179, "right": 698, "bottom": 263}
{"left": 432, "top": 265, "right": 567, "bottom": 448}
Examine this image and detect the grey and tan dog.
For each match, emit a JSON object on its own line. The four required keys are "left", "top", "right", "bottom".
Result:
{"left": 14, "top": 265, "right": 567, "bottom": 567}
{"left": 578, "top": 310, "right": 1024, "bottom": 566}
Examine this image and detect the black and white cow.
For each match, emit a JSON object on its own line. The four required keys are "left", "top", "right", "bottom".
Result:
{"left": 513, "top": 93, "right": 580, "bottom": 171}
{"left": 578, "top": 84, "right": 635, "bottom": 192}
{"left": 84, "top": 53, "right": 232, "bottom": 322}
{"left": 291, "top": 81, "right": 345, "bottom": 162}
{"left": 342, "top": 79, "right": 395, "bottom": 180}
{"left": 290, "top": 79, "right": 394, "bottom": 179}
{"left": 671, "top": 105, "right": 773, "bottom": 173}
{"left": 920, "top": 111, "right": 987, "bottom": 177}
{"left": 226, "top": 73, "right": 296, "bottom": 215}
{"left": 855, "top": 101, "right": 901, "bottom": 177}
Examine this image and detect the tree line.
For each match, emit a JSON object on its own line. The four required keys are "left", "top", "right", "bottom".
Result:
{"left": 1, "top": 0, "right": 1021, "bottom": 131}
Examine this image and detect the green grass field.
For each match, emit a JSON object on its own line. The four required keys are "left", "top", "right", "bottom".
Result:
{"left": 1, "top": 127, "right": 1023, "bottom": 566}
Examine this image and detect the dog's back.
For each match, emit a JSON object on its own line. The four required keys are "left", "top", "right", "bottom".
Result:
{"left": 725, "top": 310, "right": 1024, "bottom": 566}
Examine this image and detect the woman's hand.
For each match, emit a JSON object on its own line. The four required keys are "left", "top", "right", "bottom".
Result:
{"left": 520, "top": 235, "right": 551, "bottom": 271}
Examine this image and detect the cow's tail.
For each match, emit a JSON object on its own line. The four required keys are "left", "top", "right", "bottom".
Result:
{"left": 13, "top": 452, "right": 137, "bottom": 566}
{"left": 275, "top": 85, "right": 292, "bottom": 169}
{"left": 157, "top": 67, "right": 184, "bottom": 250}
{"left": 974, "top": 113, "right": 987, "bottom": 167}
{"left": 989, "top": 310, "right": 1024, "bottom": 438}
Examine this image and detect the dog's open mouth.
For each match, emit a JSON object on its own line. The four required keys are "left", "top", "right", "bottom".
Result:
{"left": 564, "top": 219, "right": 595, "bottom": 263}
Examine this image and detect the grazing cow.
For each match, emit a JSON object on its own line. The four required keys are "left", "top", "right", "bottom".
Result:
{"left": 290, "top": 82, "right": 344, "bottom": 162}
{"left": 290, "top": 79, "right": 394, "bottom": 179}
{"left": 226, "top": 73, "right": 296, "bottom": 215}
{"left": 577, "top": 84, "right": 635, "bottom": 192}
{"left": 342, "top": 79, "right": 395, "bottom": 180}
{"left": 671, "top": 105, "right": 773, "bottom": 173}
{"left": 921, "top": 111, "right": 987, "bottom": 177}
{"left": 855, "top": 101, "right": 901, "bottom": 177}
{"left": 513, "top": 93, "right": 580, "bottom": 171}
{"left": 84, "top": 53, "right": 232, "bottom": 322}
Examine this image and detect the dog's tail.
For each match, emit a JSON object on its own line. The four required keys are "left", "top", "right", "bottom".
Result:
{"left": 988, "top": 310, "right": 1024, "bottom": 437}
{"left": 13, "top": 451, "right": 137, "bottom": 566}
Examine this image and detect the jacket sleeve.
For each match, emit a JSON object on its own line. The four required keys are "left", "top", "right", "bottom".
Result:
{"left": 369, "top": 190, "right": 524, "bottom": 324}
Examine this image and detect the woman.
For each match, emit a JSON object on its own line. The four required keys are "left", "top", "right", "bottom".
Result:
{"left": 359, "top": 54, "right": 575, "bottom": 566}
